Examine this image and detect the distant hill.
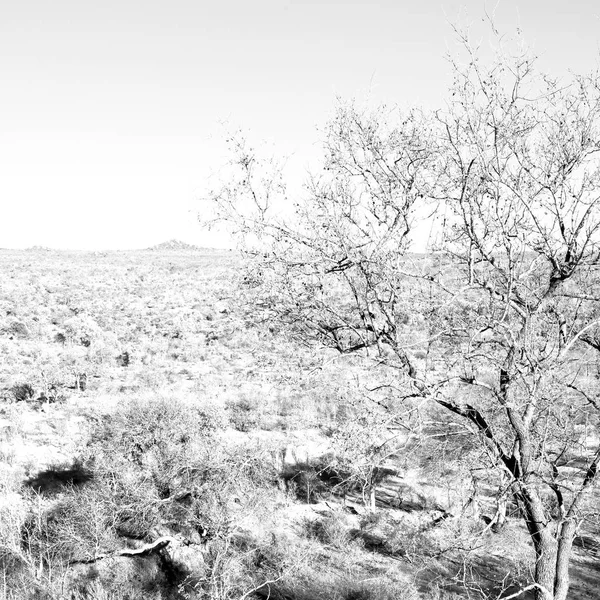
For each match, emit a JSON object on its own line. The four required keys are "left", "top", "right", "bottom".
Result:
{"left": 146, "top": 239, "right": 206, "bottom": 252}
{"left": 0, "top": 240, "right": 230, "bottom": 253}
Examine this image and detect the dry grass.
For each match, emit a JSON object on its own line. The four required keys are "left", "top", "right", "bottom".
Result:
{"left": 1, "top": 249, "right": 596, "bottom": 599}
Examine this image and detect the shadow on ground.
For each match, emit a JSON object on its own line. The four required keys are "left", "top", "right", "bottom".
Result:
{"left": 25, "top": 463, "right": 93, "bottom": 494}
{"left": 414, "top": 552, "right": 532, "bottom": 599}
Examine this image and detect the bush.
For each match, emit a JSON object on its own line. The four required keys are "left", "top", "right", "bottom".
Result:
{"left": 4, "top": 320, "right": 30, "bottom": 339}
{"left": 11, "top": 383, "right": 35, "bottom": 402}
{"left": 226, "top": 396, "right": 260, "bottom": 432}
{"left": 116, "top": 350, "right": 130, "bottom": 367}
{"left": 87, "top": 396, "right": 226, "bottom": 502}
{"left": 63, "top": 315, "right": 104, "bottom": 348}
{"left": 94, "top": 395, "right": 224, "bottom": 452}
{"left": 356, "top": 512, "right": 446, "bottom": 562}
{"left": 22, "top": 485, "right": 121, "bottom": 563}
{"left": 303, "top": 511, "right": 352, "bottom": 549}
{"left": 282, "top": 460, "right": 344, "bottom": 504}
{"left": 20, "top": 395, "right": 286, "bottom": 600}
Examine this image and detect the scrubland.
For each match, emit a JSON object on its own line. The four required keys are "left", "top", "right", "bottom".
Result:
{"left": 0, "top": 247, "right": 598, "bottom": 599}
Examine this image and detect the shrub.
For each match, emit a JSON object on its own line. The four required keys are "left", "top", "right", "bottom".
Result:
{"left": 357, "top": 512, "right": 445, "bottom": 562}
{"left": 303, "top": 511, "right": 352, "bottom": 549}
{"left": 63, "top": 315, "right": 104, "bottom": 347}
{"left": 22, "top": 485, "right": 121, "bottom": 563}
{"left": 88, "top": 396, "right": 226, "bottom": 500}
{"left": 20, "top": 395, "right": 284, "bottom": 600}
{"left": 116, "top": 351, "right": 130, "bottom": 367}
{"left": 94, "top": 395, "right": 223, "bottom": 453}
{"left": 4, "top": 320, "right": 30, "bottom": 339}
{"left": 226, "top": 396, "right": 260, "bottom": 432}
{"left": 281, "top": 460, "right": 343, "bottom": 504}
{"left": 74, "top": 372, "right": 87, "bottom": 391}
{"left": 11, "top": 383, "right": 35, "bottom": 402}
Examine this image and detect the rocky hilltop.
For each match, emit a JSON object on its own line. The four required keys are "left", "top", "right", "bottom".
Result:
{"left": 145, "top": 239, "right": 214, "bottom": 252}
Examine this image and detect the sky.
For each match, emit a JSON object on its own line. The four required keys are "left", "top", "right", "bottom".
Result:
{"left": 1, "top": 0, "right": 599, "bottom": 250}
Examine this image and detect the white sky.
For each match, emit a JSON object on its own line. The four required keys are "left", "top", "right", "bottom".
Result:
{"left": 1, "top": 0, "right": 599, "bottom": 250}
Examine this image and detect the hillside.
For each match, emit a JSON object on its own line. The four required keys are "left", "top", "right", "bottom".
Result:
{"left": 145, "top": 239, "right": 226, "bottom": 252}
{"left": 0, "top": 249, "right": 598, "bottom": 600}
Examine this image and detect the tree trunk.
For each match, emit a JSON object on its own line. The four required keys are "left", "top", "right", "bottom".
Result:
{"left": 491, "top": 495, "right": 507, "bottom": 533}
{"left": 519, "top": 487, "right": 559, "bottom": 600}
{"left": 532, "top": 533, "right": 557, "bottom": 600}
{"left": 369, "top": 483, "right": 376, "bottom": 510}
{"left": 553, "top": 520, "right": 577, "bottom": 600}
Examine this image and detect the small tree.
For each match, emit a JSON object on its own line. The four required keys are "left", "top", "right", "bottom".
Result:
{"left": 203, "top": 26, "right": 600, "bottom": 600}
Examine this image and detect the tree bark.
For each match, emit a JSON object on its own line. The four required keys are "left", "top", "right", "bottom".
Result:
{"left": 491, "top": 495, "right": 507, "bottom": 533}
{"left": 518, "top": 487, "right": 557, "bottom": 600}
{"left": 532, "top": 535, "right": 557, "bottom": 600}
{"left": 553, "top": 520, "right": 577, "bottom": 600}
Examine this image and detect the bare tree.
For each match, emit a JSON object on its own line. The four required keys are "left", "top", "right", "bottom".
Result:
{"left": 202, "top": 26, "right": 600, "bottom": 600}
{"left": 432, "top": 28, "right": 600, "bottom": 600}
